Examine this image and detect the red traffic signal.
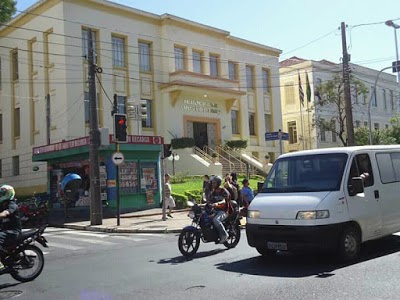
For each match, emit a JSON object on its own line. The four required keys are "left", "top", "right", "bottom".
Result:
{"left": 114, "top": 114, "right": 128, "bottom": 143}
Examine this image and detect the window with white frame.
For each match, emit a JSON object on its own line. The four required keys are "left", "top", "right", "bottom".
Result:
{"left": 246, "top": 65, "right": 254, "bottom": 90}
{"left": 249, "top": 113, "right": 256, "bottom": 135}
{"left": 140, "top": 99, "right": 153, "bottom": 128}
{"left": 14, "top": 108, "right": 20, "bottom": 138}
{"left": 320, "top": 118, "right": 326, "bottom": 142}
{"left": 383, "top": 89, "right": 387, "bottom": 109}
{"left": 228, "top": 61, "right": 238, "bottom": 80}
{"left": 209, "top": 54, "right": 219, "bottom": 77}
{"left": 288, "top": 121, "right": 297, "bottom": 144}
{"left": 192, "top": 50, "right": 202, "bottom": 73}
{"left": 112, "top": 36, "right": 125, "bottom": 67}
{"left": 174, "top": 47, "right": 185, "bottom": 71}
{"left": 284, "top": 82, "right": 295, "bottom": 104}
{"left": 139, "top": 42, "right": 151, "bottom": 72}
{"left": 12, "top": 156, "right": 19, "bottom": 176}
{"left": 231, "top": 110, "right": 239, "bottom": 134}
{"left": 262, "top": 69, "right": 269, "bottom": 94}
{"left": 82, "top": 29, "right": 97, "bottom": 62}
{"left": 117, "top": 96, "right": 126, "bottom": 114}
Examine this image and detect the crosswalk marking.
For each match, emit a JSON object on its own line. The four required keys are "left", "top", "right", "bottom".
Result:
{"left": 109, "top": 236, "right": 146, "bottom": 242}
{"left": 45, "top": 231, "right": 109, "bottom": 238}
{"left": 49, "top": 235, "right": 117, "bottom": 246}
{"left": 48, "top": 242, "right": 84, "bottom": 251}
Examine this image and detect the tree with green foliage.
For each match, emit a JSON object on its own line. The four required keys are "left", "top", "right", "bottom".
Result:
{"left": 389, "top": 114, "right": 400, "bottom": 144}
{"left": 314, "top": 74, "right": 368, "bottom": 146}
{"left": 0, "top": 0, "right": 17, "bottom": 24}
{"left": 354, "top": 126, "right": 396, "bottom": 146}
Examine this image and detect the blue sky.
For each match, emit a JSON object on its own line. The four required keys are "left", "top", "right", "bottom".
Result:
{"left": 16, "top": 0, "right": 400, "bottom": 74}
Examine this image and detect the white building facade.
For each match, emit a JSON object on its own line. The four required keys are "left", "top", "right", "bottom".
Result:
{"left": 0, "top": 0, "right": 282, "bottom": 196}
{"left": 279, "top": 57, "right": 398, "bottom": 153}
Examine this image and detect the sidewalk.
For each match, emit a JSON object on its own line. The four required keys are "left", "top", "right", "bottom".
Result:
{"left": 51, "top": 208, "right": 247, "bottom": 234}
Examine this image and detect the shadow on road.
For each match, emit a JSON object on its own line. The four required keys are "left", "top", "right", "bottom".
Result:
{"left": 216, "top": 235, "right": 400, "bottom": 278}
{"left": 158, "top": 249, "right": 226, "bottom": 265}
{"left": 0, "top": 283, "right": 20, "bottom": 290}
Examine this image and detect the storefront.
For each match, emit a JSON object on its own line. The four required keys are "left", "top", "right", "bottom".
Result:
{"left": 32, "top": 135, "right": 163, "bottom": 216}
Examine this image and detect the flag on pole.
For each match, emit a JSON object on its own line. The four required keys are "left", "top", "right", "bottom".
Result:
{"left": 306, "top": 71, "right": 312, "bottom": 102}
{"left": 298, "top": 72, "right": 304, "bottom": 106}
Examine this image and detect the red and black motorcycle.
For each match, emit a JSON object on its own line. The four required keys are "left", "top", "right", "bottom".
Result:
{"left": 178, "top": 198, "right": 241, "bottom": 257}
{"left": 18, "top": 197, "right": 49, "bottom": 228}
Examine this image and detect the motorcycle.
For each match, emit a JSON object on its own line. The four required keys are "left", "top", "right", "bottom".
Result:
{"left": 0, "top": 225, "right": 48, "bottom": 282}
{"left": 18, "top": 197, "right": 49, "bottom": 229}
{"left": 178, "top": 198, "right": 241, "bottom": 257}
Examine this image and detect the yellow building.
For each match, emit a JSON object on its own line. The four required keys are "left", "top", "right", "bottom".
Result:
{"left": 280, "top": 57, "right": 398, "bottom": 153}
{"left": 0, "top": 0, "right": 283, "bottom": 195}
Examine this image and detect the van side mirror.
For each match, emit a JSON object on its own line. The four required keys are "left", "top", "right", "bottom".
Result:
{"left": 348, "top": 177, "right": 364, "bottom": 196}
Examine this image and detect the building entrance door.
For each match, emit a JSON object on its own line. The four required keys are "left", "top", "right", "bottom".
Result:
{"left": 193, "top": 122, "right": 208, "bottom": 149}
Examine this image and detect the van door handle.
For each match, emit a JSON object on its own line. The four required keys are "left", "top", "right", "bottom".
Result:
{"left": 374, "top": 190, "right": 380, "bottom": 199}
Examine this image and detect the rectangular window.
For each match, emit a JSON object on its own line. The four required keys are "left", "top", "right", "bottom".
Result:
{"left": 231, "top": 110, "right": 239, "bottom": 134}
{"left": 264, "top": 114, "right": 271, "bottom": 133}
{"left": 383, "top": 89, "right": 387, "bottom": 110}
{"left": 331, "top": 120, "right": 337, "bottom": 142}
{"left": 0, "top": 114, "right": 2, "bottom": 142}
{"left": 12, "top": 50, "right": 18, "bottom": 81}
{"left": 0, "top": 56, "right": 2, "bottom": 90}
{"left": 386, "top": 124, "right": 389, "bottom": 129}
{"left": 117, "top": 96, "right": 126, "bottom": 114}
{"left": 82, "top": 29, "right": 97, "bottom": 62}
{"left": 284, "top": 82, "right": 295, "bottom": 104}
{"left": 262, "top": 69, "right": 269, "bottom": 93}
{"left": 320, "top": 118, "right": 326, "bottom": 142}
{"left": 374, "top": 123, "right": 380, "bottom": 130}
{"left": 355, "top": 120, "right": 360, "bottom": 127}
{"left": 228, "top": 61, "right": 238, "bottom": 80}
{"left": 353, "top": 85, "right": 358, "bottom": 104}
{"left": 288, "top": 121, "right": 297, "bottom": 144}
{"left": 14, "top": 108, "right": 20, "bottom": 138}
{"left": 249, "top": 113, "right": 256, "bottom": 136}
{"left": 12, "top": 156, "right": 19, "bottom": 176}
{"left": 140, "top": 99, "right": 153, "bottom": 128}
{"left": 139, "top": 42, "right": 151, "bottom": 72}
{"left": 390, "top": 90, "right": 394, "bottom": 110}
{"left": 371, "top": 86, "right": 377, "bottom": 107}
{"left": 0, "top": 159, "right": 2, "bottom": 178}
{"left": 174, "top": 47, "right": 185, "bottom": 71}
{"left": 112, "top": 36, "right": 125, "bottom": 67}
{"left": 376, "top": 153, "right": 397, "bottom": 183}
{"left": 246, "top": 65, "right": 254, "bottom": 90}
{"left": 348, "top": 154, "right": 374, "bottom": 187}
{"left": 209, "top": 54, "right": 219, "bottom": 77}
{"left": 192, "top": 50, "right": 202, "bottom": 73}
{"left": 364, "top": 121, "right": 368, "bottom": 127}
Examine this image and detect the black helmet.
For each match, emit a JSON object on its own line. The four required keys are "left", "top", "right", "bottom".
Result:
{"left": 210, "top": 176, "right": 222, "bottom": 187}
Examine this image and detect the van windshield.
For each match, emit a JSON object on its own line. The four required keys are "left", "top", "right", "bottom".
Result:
{"left": 261, "top": 153, "right": 349, "bottom": 193}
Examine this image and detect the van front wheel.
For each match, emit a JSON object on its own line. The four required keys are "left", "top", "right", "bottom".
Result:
{"left": 339, "top": 226, "right": 360, "bottom": 261}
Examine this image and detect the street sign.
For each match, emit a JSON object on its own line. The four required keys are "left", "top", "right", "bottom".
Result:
{"left": 112, "top": 152, "right": 125, "bottom": 165}
{"left": 265, "top": 131, "right": 289, "bottom": 141}
{"left": 392, "top": 61, "right": 400, "bottom": 73}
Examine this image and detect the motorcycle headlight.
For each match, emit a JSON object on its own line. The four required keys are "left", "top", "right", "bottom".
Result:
{"left": 248, "top": 210, "right": 260, "bottom": 219}
{"left": 296, "top": 210, "right": 330, "bottom": 220}
{"left": 188, "top": 212, "right": 195, "bottom": 219}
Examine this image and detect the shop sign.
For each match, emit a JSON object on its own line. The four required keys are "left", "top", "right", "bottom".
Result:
{"left": 109, "top": 135, "right": 163, "bottom": 145}
{"left": 146, "top": 190, "right": 154, "bottom": 205}
{"left": 181, "top": 99, "right": 221, "bottom": 115}
{"left": 33, "top": 137, "right": 90, "bottom": 155}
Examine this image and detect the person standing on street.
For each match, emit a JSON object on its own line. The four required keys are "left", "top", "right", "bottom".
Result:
{"left": 241, "top": 178, "right": 254, "bottom": 208}
{"left": 164, "top": 174, "right": 176, "bottom": 218}
{"left": 263, "top": 154, "right": 273, "bottom": 176}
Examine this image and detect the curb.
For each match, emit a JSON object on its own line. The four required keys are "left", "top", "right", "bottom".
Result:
{"left": 120, "top": 208, "right": 191, "bottom": 219}
{"left": 50, "top": 223, "right": 246, "bottom": 234}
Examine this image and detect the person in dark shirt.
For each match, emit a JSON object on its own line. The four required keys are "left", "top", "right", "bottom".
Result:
{"left": 0, "top": 185, "right": 21, "bottom": 270}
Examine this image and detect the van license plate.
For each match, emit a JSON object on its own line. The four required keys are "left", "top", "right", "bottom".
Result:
{"left": 267, "top": 242, "right": 287, "bottom": 250}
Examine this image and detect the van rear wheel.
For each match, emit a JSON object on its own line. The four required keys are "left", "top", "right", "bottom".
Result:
{"left": 339, "top": 226, "right": 361, "bottom": 261}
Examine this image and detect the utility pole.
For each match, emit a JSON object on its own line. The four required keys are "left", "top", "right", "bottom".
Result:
{"left": 88, "top": 28, "right": 102, "bottom": 225}
{"left": 46, "top": 94, "right": 50, "bottom": 145}
{"left": 341, "top": 22, "right": 355, "bottom": 146}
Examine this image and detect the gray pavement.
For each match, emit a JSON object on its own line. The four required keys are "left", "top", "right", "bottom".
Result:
{"left": 53, "top": 208, "right": 247, "bottom": 233}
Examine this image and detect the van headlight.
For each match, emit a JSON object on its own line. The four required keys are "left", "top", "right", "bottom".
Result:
{"left": 248, "top": 210, "right": 260, "bottom": 219}
{"left": 296, "top": 210, "right": 330, "bottom": 220}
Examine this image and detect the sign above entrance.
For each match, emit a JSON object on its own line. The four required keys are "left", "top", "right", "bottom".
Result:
{"left": 33, "top": 137, "right": 90, "bottom": 155}
{"left": 181, "top": 99, "right": 221, "bottom": 115}
{"left": 112, "top": 152, "right": 125, "bottom": 165}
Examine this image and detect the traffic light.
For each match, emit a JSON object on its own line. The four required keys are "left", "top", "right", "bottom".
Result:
{"left": 114, "top": 113, "right": 128, "bottom": 143}
{"left": 163, "top": 144, "right": 172, "bottom": 159}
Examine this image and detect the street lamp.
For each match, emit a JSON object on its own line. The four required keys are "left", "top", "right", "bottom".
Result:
{"left": 385, "top": 19, "right": 400, "bottom": 112}
{"left": 168, "top": 153, "right": 180, "bottom": 176}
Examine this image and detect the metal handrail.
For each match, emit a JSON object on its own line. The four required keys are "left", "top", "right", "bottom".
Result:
{"left": 194, "top": 147, "right": 212, "bottom": 162}
{"left": 214, "top": 146, "right": 247, "bottom": 174}
{"left": 204, "top": 146, "right": 235, "bottom": 170}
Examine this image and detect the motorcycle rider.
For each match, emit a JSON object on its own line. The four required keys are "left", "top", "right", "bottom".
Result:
{"left": 0, "top": 185, "right": 21, "bottom": 270}
{"left": 209, "top": 176, "right": 230, "bottom": 244}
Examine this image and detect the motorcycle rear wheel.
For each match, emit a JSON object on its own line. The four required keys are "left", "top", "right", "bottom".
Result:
{"left": 10, "top": 245, "right": 44, "bottom": 282}
{"left": 224, "top": 223, "right": 241, "bottom": 249}
{"left": 178, "top": 229, "right": 200, "bottom": 257}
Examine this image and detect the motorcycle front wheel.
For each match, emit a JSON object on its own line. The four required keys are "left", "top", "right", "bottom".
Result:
{"left": 224, "top": 222, "right": 241, "bottom": 249}
{"left": 10, "top": 245, "right": 45, "bottom": 282}
{"left": 178, "top": 228, "right": 200, "bottom": 257}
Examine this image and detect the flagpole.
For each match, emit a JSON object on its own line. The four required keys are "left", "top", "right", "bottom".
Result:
{"left": 300, "top": 99, "right": 305, "bottom": 150}
{"left": 306, "top": 100, "right": 312, "bottom": 149}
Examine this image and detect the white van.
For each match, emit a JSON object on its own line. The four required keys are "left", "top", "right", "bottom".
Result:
{"left": 246, "top": 145, "right": 400, "bottom": 260}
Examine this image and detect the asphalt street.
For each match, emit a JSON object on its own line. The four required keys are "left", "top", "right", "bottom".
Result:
{"left": 1, "top": 228, "right": 400, "bottom": 299}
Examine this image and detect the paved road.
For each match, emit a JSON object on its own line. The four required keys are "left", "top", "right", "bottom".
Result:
{"left": 1, "top": 228, "right": 400, "bottom": 299}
